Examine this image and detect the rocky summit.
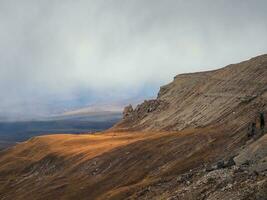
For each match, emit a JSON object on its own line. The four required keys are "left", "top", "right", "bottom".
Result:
{"left": 0, "top": 54, "right": 266, "bottom": 200}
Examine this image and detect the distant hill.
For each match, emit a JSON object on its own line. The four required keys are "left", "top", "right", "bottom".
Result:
{"left": 61, "top": 104, "right": 123, "bottom": 116}
{"left": 0, "top": 111, "right": 122, "bottom": 148}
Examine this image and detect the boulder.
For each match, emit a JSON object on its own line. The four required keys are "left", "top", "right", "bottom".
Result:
{"left": 234, "top": 135, "right": 267, "bottom": 172}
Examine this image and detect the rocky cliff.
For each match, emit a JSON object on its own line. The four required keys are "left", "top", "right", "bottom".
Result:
{"left": 114, "top": 54, "right": 267, "bottom": 132}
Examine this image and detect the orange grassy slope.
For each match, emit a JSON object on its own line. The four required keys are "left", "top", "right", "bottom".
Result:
{"left": 0, "top": 124, "right": 243, "bottom": 200}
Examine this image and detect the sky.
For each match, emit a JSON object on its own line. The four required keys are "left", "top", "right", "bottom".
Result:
{"left": 0, "top": 0, "right": 267, "bottom": 120}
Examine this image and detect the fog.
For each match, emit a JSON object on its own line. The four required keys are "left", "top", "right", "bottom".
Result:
{"left": 0, "top": 0, "right": 267, "bottom": 119}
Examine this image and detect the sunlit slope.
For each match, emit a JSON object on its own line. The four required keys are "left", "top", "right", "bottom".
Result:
{"left": 0, "top": 125, "right": 240, "bottom": 200}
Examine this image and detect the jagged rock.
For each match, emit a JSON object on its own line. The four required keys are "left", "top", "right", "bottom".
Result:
{"left": 136, "top": 100, "right": 163, "bottom": 115}
{"left": 217, "top": 160, "right": 225, "bottom": 169}
{"left": 224, "top": 157, "right": 236, "bottom": 168}
{"left": 113, "top": 99, "right": 169, "bottom": 130}
{"left": 123, "top": 104, "right": 134, "bottom": 118}
{"left": 209, "top": 158, "right": 235, "bottom": 171}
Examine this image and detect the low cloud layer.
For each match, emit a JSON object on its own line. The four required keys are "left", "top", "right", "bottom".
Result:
{"left": 0, "top": 0, "right": 267, "bottom": 119}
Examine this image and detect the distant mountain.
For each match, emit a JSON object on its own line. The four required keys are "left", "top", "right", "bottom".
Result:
{"left": 59, "top": 97, "right": 151, "bottom": 117}
{"left": 0, "top": 94, "right": 149, "bottom": 122}
{"left": 60, "top": 103, "right": 123, "bottom": 117}
{"left": 0, "top": 105, "right": 123, "bottom": 145}
{"left": 48, "top": 100, "right": 147, "bottom": 121}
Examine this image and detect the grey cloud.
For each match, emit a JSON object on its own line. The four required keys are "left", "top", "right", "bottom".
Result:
{"left": 0, "top": 0, "right": 267, "bottom": 118}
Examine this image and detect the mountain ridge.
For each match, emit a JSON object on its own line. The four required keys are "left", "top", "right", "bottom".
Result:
{"left": 113, "top": 54, "right": 267, "bottom": 132}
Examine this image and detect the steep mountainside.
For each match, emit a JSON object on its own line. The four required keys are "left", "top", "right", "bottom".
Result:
{"left": 114, "top": 54, "right": 267, "bottom": 132}
{"left": 0, "top": 54, "right": 266, "bottom": 200}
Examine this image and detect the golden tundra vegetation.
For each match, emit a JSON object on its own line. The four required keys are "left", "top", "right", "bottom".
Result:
{"left": 0, "top": 54, "right": 267, "bottom": 200}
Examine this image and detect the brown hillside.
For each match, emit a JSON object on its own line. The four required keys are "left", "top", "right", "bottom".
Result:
{"left": 0, "top": 54, "right": 266, "bottom": 200}
{"left": 0, "top": 127, "right": 249, "bottom": 200}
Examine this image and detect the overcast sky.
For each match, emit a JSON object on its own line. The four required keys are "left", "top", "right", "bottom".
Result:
{"left": 0, "top": 0, "right": 267, "bottom": 119}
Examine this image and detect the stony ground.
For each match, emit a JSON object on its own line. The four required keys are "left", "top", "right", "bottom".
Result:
{"left": 132, "top": 162, "right": 267, "bottom": 200}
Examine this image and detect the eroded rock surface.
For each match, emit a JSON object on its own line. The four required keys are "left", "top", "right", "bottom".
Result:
{"left": 113, "top": 54, "right": 267, "bottom": 132}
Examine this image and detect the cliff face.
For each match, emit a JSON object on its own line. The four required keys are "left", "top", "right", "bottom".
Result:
{"left": 113, "top": 54, "right": 267, "bottom": 132}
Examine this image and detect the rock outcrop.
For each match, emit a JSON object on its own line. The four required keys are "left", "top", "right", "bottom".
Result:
{"left": 122, "top": 104, "right": 134, "bottom": 118}
{"left": 113, "top": 54, "right": 267, "bottom": 132}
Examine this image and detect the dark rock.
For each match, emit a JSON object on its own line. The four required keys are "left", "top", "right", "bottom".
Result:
{"left": 217, "top": 161, "right": 225, "bottom": 169}
{"left": 241, "top": 160, "right": 250, "bottom": 166}
{"left": 224, "top": 157, "right": 236, "bottom": 168}
{"left": 260, "top": 112, "right": 265, "bottom": 130}
{"left": 233, "top": 166, "right": 244, "bottom": 174}
{"left": 205, "top": 165, "right": 217, "bottom": 172}
{"left": 247, "top": 122, "right": 256, "bottom": 138}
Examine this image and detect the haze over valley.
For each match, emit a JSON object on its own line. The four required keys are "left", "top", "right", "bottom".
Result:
{"left": 1, "top": 0, "right": 267, "bottom": 121}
